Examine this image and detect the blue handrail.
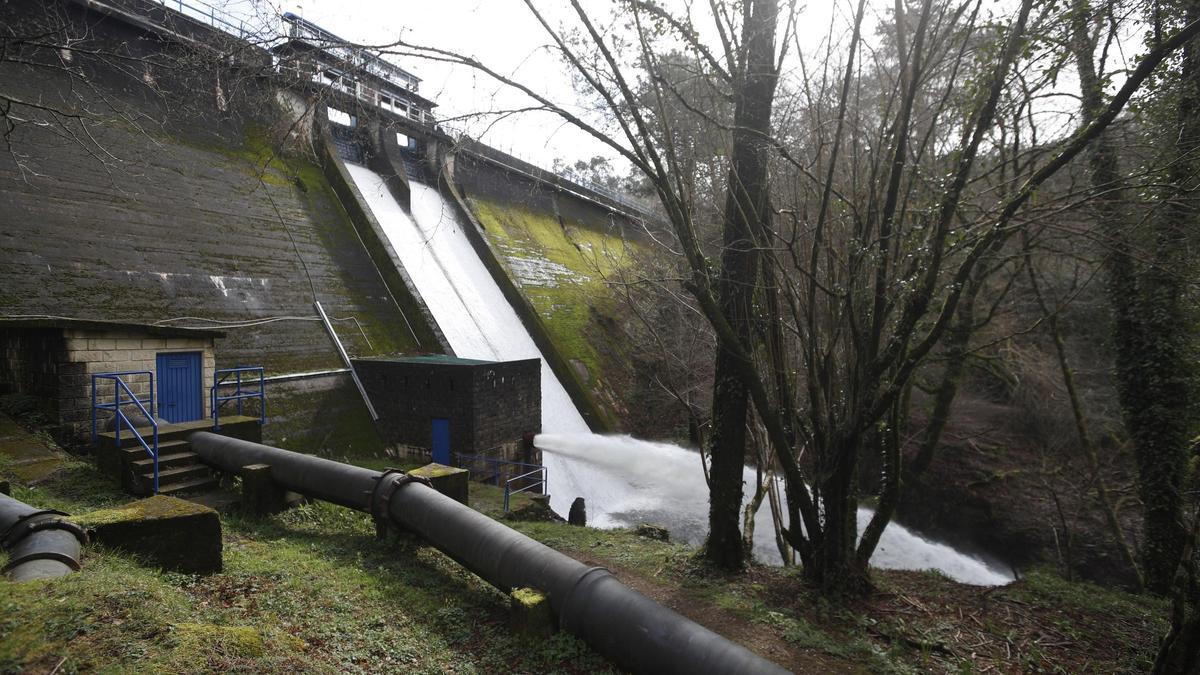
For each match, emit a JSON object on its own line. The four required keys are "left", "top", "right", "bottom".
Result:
{"left": 503, "top": 466, "right": 548, "bottom": 514}
{"left": 453, "top": 453, "right": 544, "bottom": 486}
{"left": 211, "top": 366, "right": 265, "bottom": 430}
{"left": 91, "top": 371, "right": 159, "bottom": 494}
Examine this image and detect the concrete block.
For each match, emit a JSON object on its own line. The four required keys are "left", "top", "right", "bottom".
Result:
{"left": 115, "top": 338, "right": 142, "bottom": 349}
{"left": 141, "top": 338, "right": 167, "bottom": 349}
{"left": 509, "top": 588, "right": 556, "bottom": 642}
{"left": 240, "top": 463, "right": 286, "bottom": 515}
{"left": 76, "top": 495, "right": 222, "bottom": 573}
{"left": 89, "top": 339, "right": 116, "bottom": 350}
{"left": 63, "top": 337, "right": 89, "bottom": 351}
{"left": 71, "top": 349, "right": 99, "bottom": 362}
{"left": 407, "top": 463, "right": 469, "bottom": 505}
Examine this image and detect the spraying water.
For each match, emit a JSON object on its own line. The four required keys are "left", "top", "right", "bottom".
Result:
{"left": 346, "top": 163, "right": 1012, "bottom": 586}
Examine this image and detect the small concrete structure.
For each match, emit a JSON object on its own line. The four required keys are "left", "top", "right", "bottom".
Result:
{"left": 407, "top": 463, "right": 469, "bottom": 505}
{"left": 240, "top": 463, "right": 287, "bottom": 515}
{"left": 76, "top": 495, "right": 222, "bottom": 573}
{"left": 354, "top": 355, "right": 540, "bottom": 463}
{"left": 0, "top": 318, "right": 221, "bottom": 441}
{"left": 510, "top": 587, "right": 556, "bottom": 642}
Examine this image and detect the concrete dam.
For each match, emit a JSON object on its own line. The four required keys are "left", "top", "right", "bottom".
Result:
{"left": 0, "top": 0, "right": 1010, "bottom": 588}
{"left": 345, "top": 161, "right": 1010, "bottom": 586}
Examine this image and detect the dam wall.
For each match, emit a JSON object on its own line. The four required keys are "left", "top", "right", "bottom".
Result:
{"left": 0, "top": 0, "right": 442, "bottom": 452}
{"left": 446, "top": 148, "right": 659, "bottom": 433}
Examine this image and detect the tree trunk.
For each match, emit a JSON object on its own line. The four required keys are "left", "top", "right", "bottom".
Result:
{"left": 702, "top": 0, "right": 780, "bottom": 570}
{"left": 809, "top": 433, "right": 870, "bottom": 594}
{"left": 1071, "top": 0, "right": 1194, "bottom": 593}
{"left": 908, "top": 286, "right": 977, "bottom": 477}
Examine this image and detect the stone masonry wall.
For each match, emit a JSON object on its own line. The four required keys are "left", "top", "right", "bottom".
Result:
{"left": 0, "top": 0, "right": 443, "bottom": 454}
{"left": 355, "top": 359, "right": 477, "bottom": 453}
{"left": 59, "top": 329, "right": 216, "bottom": 439}
{"left": 0, "top": 328, "right": 67, "bottom": 420}
{"left": 471, "top": 359, "right": 540, "bottom": 453}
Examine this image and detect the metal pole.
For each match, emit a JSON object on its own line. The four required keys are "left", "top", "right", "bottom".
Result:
{"left": 114, "top": 379, "right": 120, "bottom": 450}
{"left": 314, "top": 301, "right": 379, "bottom": 421}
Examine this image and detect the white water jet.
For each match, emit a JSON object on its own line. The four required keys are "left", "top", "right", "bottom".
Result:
{"left": 535, "top": 433, "right": 1012, "bottom": 586}
{"left": 345, "top": 161, "right": 1012, "bottom": 586}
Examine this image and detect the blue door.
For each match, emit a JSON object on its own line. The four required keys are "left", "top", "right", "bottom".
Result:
{"left": 431, "top": 418, "right": 450, "bottom": 465}
{"left": 157, "top": 352, "right": 202, "bottom": 423}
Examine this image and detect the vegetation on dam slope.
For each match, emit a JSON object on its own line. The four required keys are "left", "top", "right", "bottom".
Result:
{"left": 468, "top": 197, "right": 641, "bottom": 431}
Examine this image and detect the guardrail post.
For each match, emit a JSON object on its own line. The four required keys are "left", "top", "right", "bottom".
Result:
{"left": 113, "top": 378, "right": 121, "bottom": 450}
{"left": 90, "top": 375, "right": 97, "bottom": 445}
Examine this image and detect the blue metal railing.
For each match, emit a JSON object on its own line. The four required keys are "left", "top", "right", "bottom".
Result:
{"left": 91, "top": 371, "right": 159, "bottom": 494}
{"left": 453, "top": 453, "right": 547, "bottom": 513}
{"left": 454, "top": 453, "right": 544, "bottom": 486}
{"left": 503, "top": 466, "right": 548, "bottom": 514}
{"left": 210, "top": 366, "right": 265, "bottom": 430}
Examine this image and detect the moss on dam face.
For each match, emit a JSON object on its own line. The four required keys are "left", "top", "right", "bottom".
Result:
{"left": 467, "top": 197, "right": 641, "bottom": 429}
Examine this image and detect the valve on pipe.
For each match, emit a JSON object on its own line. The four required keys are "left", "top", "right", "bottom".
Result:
{"left": 188, "top": 432, "right": 792, "bottom": 674}
{"left": 0, "top": 492, "right": 87, "bottom": 582}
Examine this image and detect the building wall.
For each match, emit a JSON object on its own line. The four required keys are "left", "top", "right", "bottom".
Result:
{"left": 357, "top": 360, "right": 477, "bottom": 453}
{"left": 471, "top": 359, "right": 540, "bottom": 452}
{"left": 59, "top": 328, "right": 216, "bottom": 439}
{"left": 357, "top": 358, "right": 540, "bottom": 458}
{"left": 0, "top": 328, "right": 68, "bottom": 420}
{"left": 0, "top": 327, "right": 217, "bottom": 440}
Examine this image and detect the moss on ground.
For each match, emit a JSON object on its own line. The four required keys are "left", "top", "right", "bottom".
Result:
{"left": 76, "top": 495, "right": 211, "bottom": 527}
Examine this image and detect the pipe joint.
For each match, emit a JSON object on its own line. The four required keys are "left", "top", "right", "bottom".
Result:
{"left": 369, "top": 469, "right": 430, "bottom": 536}
{"left": 0, "top": 500, "right": 87, "bottom": 581}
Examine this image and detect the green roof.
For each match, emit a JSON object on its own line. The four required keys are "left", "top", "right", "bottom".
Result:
{"left": 353, "top": 354, "right": 496, "bottom": 367}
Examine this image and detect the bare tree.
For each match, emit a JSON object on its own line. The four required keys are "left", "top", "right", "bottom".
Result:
{"left": 378, "top": 0, "right": 1200, "bottom": 594}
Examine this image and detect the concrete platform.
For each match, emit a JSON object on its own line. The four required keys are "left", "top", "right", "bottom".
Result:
{"left": 76, "top": 495, "right": 222, "bottom": 573}
{"left": 0, "top": 413, "right": 69, "bottom": 483}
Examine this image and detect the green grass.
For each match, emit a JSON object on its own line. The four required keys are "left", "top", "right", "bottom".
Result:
{"left": 0, "top": 447, "right": 1174, "bottom": 674}
{"left": 0, "top": 457, "right": 616, "bottom": 674}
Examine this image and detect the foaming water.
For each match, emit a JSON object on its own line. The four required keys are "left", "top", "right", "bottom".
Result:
{"left": 346, "top": 161, "right": 1011, "bottom": 586}
{"left": 537, "top": 433, "right": 1013, "bottom": 586}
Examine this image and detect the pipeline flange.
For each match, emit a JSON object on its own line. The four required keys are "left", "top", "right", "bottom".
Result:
{"left": 369, "top": 469, "right": 431, "bottom": 538}
{"left": 1, "top": 511, "right": 88, "bottom": 575}
{"left": 1, "top": 510, "right": 87, "bottom": 550}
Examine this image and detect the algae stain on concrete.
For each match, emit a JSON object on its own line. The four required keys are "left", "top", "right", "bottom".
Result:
{"left": 467, "top": 197, "right": 639, "bottom": 429}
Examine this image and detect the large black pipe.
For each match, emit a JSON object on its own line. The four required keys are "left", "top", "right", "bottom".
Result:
{"left": 0, "top": 492, "right": 86, "bottom": 582}
{"left": 189, "top": 432, "right": 790, "bottom": 674}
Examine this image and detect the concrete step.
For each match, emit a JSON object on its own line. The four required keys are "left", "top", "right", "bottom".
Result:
{"left": 156, "top": 476, "right": 221, "bottom": 496}
{"left": 130, "top": 451, "right": 199, "bottom": 472}
{"left": 137, "top": 464, "right": 213, "bottom": 493}
{"left": 121, "top": 439, "right": 190, "bottom": 462}
{"left": 102, "top": 425, "right": 198, "bottom": 449}
{"left": 98, "top": 416, "right": 262, "bottom": 450}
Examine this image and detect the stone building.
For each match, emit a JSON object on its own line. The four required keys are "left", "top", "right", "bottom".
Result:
{"left": 353, "top": 355, "right": 540, "bottom": 464}
{"left": 0, "top": 318, "right": 221, "bottom": 441}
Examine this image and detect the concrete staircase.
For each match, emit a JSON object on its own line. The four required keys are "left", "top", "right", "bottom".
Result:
{"left": 95, "top": 417, "right": 261, "bottom": 496}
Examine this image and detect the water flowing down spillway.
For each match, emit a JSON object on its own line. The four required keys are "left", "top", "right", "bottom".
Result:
{"left": 346, "top": 163, "right": 1013, "bottom": 586}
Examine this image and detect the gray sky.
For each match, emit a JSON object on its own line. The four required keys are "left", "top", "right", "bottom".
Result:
{"left": 205, "top": 0, "right": 1135, "bottom": 173}
{"left": 278, "top": 0, "right": 843, "bottom": 170}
